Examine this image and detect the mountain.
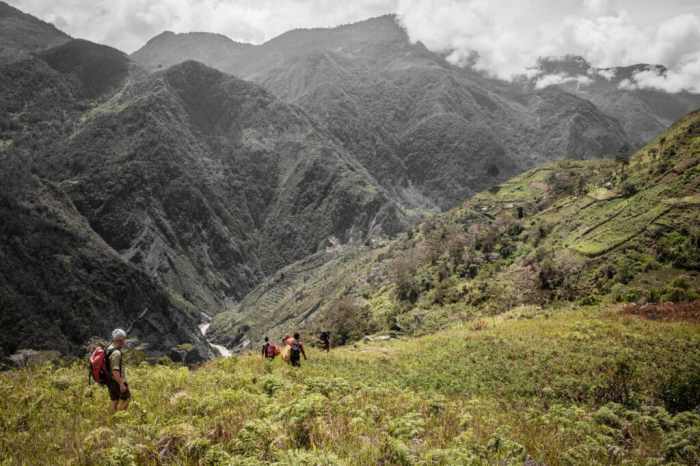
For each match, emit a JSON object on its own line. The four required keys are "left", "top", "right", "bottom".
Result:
{"left": 0, "top": 36, "right": 217, "bottom": 359}
{"left": 0, "top": 8, "right": 413, "bottom": 358}
{"left": 40, "top": 57, "right": 406, "bottom": 310}
{"left": 0, "top": 6, "right": 416, "bottom": 357}
{"left": 133, "top": 16, "right": 635, "bottom": 209}
{"left": 209, "top": 110, "right": 700, "bottom": 349}
{"left": 131, "top": 30, "right": 252, "bottom": 72}
{"left": 1, "top": 3, "right": 697, "bottom": 359}
{"left": 531, "top": 55, "right": 700, "bottom": 145}
{"left": 0, "top": 170, "right": 213, "bottom": 359}
{"left": 0, "top": 0, "right": 70, "bottom": 62}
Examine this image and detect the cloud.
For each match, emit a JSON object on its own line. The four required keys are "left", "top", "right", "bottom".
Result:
{"left": 11, "top": 0, "right": 398, "bottom": 53}
{"left": 396, "top": 0, "right": 700, "bottom": 93}
{"left": 595, "top": 69, "right": 617, "bottom": 80}
{"left": 623, "top": 53, "right": 700, "bottom": 93}
{"left": 9, "top": 0, "right": 700, "bottom": 93}
{"left": 534, "top": 73, "right": 593, "bottom": 90}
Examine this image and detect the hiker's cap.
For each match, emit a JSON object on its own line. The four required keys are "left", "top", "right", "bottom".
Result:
{"left": 112, "top": 328, "right": 127, "bottom": 340}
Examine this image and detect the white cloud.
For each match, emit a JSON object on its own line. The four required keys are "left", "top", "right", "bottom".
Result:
{"left": 396, "top": 0, "right": 700, "bottom": 93}
{"left": 8, "top": 0, "right": 700, "bottom": 93}
{"left": 596, "top": 69, "right": 617, "bottom": 80}
{"left": 623, "top": 52, "right": 700, "bottom": 93}
{"left": 10, "top": 0, "right": 398, "bottom": 53}
{"left": 534, "top": 73, "right": 593, "bottom": 89}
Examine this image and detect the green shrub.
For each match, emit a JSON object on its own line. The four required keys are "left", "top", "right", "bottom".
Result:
{"left": 594, "top": 357, "right": 640, "bottom": 407}
{"left": 262, "top": 375, "right": 284, "bottom": 397}
{"left": 388, "top": 412, "right": 424, "bottom": 440}
{"left": 657, "top": 231, "right": 700, "bottom": 270}
{"left": 660, "top": 369, "right": 700, "bottom": 414}
{"left": 662, "top": 287, "right": 699, "bottom": 303}
{"left": 200, "top": 445, "right": 231, "bottom": 466}
{"left": 662, "top": 426, "right": 700, "bottom": 465}
{"left": 234, "top": 419, "right": 281, "bottom": 460}
{"left": 378, "top": 436, "right": 412, "bottom": 466}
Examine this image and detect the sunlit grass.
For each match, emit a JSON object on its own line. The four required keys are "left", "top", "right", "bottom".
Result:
{"left": 1, "top": 305, "right": 699, "bottom": 465}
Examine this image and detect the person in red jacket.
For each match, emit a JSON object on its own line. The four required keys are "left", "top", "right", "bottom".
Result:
{"left": 262, "top": 336, "right": 278, "bottom": 360}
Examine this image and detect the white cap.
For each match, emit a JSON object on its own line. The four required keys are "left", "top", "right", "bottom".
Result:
{"left": 112, "top": 328, "right": 127, "bottom": 340}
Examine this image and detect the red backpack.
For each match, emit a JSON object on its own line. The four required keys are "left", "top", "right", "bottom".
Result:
{"left": 264, "top": 343, "right": 279, "bottom": 358}
{"left": 88, "top": 345, "right": 114, "bottom": 385}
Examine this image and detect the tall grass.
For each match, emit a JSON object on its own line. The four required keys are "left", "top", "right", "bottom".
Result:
{"left": 1, "top": 306, "right": 699, "bottom": 465}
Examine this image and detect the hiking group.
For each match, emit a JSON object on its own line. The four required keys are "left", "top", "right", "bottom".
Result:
{"left": 262, "top": 333, "right": 308, "bottom": 366}
{"left": 90, "top": 328, "right": 330, "bottom": 413}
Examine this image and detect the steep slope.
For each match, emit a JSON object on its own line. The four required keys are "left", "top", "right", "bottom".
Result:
{"left": 132, "top": 16, "right": 641, "bottom": 209}
{"left": 37, "top": 39, "right": 131, "bottom": 98}
{"left": 210, "top": 111, "right": 700, "bottom": 349}
{"left": 0, "top": 47, "right": 213, "bottom": 359}
{"left": 0, "top": 6, "right": 413, "bottom": 353}
{"left": 0, "top": 0, "right": 70, "bottom": 62}
{"left": 26, "top": 55, "right": 406, "bottom": 313}
{"left": 0, "top": 172, "right": 213, "bottom": 359}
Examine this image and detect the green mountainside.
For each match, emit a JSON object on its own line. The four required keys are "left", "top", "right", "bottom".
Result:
{"left": 210, "top": 111, "right": 700, "bottom": 349}
{"left": 133, "top": 16, "right": 636, "bottom": 209}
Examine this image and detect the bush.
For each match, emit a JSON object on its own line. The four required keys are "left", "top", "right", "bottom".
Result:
{"left": 657, "top": 231, "right": 700, "bottom": 270}
{"left": 660, "top": 369, "right": 700, "bottom": 414}
{"left": 324, "top": 298, "right": 376, "bottom": 345}
{"left": 662, "top": 426, "right": 700, "bottom": 465}
{"left": 392, "top": 251, "right": 422, "bottom": 303}
{"left": 620, "top": 181, "right": 638, "bottom": 197}
{"left": 594, "top": 357, "right": 639, "bottom": 407}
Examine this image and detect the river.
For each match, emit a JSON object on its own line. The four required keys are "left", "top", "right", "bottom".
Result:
{"left": 199, "top": 313, "right": 232, "bottom": 357}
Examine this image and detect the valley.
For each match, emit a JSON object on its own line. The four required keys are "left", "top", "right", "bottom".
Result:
{"left": 2, "top": 1, "right": 699, "bottom": 360}
{"left": 0, "top": 1, "right": 700, "bottom": 464}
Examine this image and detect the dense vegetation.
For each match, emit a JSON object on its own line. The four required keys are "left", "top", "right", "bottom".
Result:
{"left": 2, "top": 306, "right": 699, "bottom": 465}
{"left": 211, "top": 111, "right": 700, "bottom": 349}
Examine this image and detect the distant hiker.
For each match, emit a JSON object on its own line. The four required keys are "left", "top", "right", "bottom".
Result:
{"left": 319, "top": 331, "right": 331, "bottom": 352}
{"left": 106, "top": 328, "right": 130, "bottom": 412}
{"left": 289, "top": 332, "right": 307, "bottom": 367}
{"left": 281, "top": 335, "right": 293, "bottom": 363}
{"left": 262, "top": 336, "right": 279, "bottom": 360}
{"left": 88, "top": 328, "right": 130, "bottom": 412}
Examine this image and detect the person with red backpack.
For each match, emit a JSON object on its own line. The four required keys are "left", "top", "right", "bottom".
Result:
{"left": 89, "top": 328, "right": 130, "bottom": 412}
{"left": 262, "top": 336, "right": 279, "bottom": 360}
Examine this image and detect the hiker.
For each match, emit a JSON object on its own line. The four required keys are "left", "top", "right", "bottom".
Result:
{"left": 281, "top": 335, "right": 293, "bottom": 363}
{"left": 106, "top": 328, "right": 130, "bottom": 412}
{"left": 289, "top": 332, "right": 307, "bottom": 367}
{"left": 262, "top": 336, "right": 278, "bottom": 360}
{"left": 319, "top": 331, "right": 331, "bottom": 352}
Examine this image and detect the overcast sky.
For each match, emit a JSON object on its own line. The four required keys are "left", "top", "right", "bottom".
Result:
{"left": 9, "top": 0, "right": 700, "bottom": 92}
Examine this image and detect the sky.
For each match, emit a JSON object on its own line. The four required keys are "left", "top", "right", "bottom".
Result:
{"left": 9, "top": 0, "right": 700, "bottom": 92}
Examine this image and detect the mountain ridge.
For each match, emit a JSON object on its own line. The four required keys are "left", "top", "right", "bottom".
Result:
{"left": 209, "top": 110, "right": 700, "bottom": 350}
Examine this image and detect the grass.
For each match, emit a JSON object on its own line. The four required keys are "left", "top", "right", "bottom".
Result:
{"left": 2, "top": 305, "right": 699, "bottom": 465}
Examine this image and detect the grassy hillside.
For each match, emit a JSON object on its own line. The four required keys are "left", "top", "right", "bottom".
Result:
{"left": 211, "top": 110, "right": 700, "bottom": 349}
{"left": 1, "top": 305, "right": 699, "bottom": 465}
